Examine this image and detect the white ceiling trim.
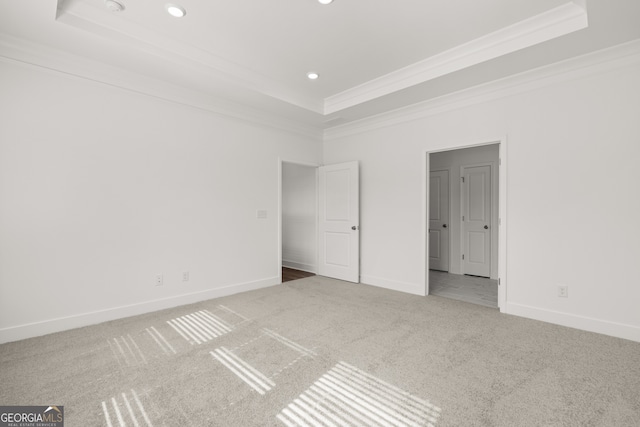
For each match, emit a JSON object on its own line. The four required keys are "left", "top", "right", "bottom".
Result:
{"left": 323, "top": 38, "right": 640, "bottom": 141}
{"left": 0, "top": 35, "right": 324, "bottom": 140}
{"left": 323, "top": 1, "right": 588, "bottom": 115}
{"left": 56, "top": 0, "right": 325, "bottom": 114}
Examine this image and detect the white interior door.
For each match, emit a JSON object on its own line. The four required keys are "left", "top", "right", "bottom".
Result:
{"left": 318, "top": 161, "right": 360, "bottom": 283}
{"left": 462, "top": 165, "right": 491, "bottom": 277}
{"left": 429, "top": 170, "right": 449, "bottom": 272}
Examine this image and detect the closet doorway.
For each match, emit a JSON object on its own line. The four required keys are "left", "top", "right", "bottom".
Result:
{"left": 427, "top": 143, "right": 504, "bottom": 309}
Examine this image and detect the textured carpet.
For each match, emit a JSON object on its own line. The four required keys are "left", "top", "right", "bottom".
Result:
{"left": 1, "top": 276, "right": 640, "bottom": 426}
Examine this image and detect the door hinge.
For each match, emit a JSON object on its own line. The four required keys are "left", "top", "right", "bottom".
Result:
{"left": 498, "top": 278, "right": 501, "bottom": 286}
{"left": 462, "top": 254, "right": 465, "bottom": 260}
{"left": 461, "top": 177, "right": 465, "bottom": 183}
{"left": 462, "top": 215, "right": 465, "bottom": 221}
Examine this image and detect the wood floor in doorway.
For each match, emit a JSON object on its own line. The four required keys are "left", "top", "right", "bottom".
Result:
{"left": 282, "top": 267, "right": 315, "bottom": 282}
{"left": 429, "top": 270, "right": 498, "bottom": 308}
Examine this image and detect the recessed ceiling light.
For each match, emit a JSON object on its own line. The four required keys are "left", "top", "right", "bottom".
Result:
{"left": 318, "top": 0, "right": 334, "bottom": 4}
{"left": 307, "top": 72, "right": 320, "bottom": 80}
{"left": 104, "top": 0, "right": 125, "bottom": 12}
{"left": 166, "top": 4, "right": 186, "bottom": 17}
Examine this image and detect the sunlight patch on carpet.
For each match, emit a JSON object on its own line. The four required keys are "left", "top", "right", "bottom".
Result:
{"left": 167, "top": 310, "right": 232, "bottom": 345}
{"left": 211, "top": 347, "right": 276, "bottom": 395}
{"left": 107, "top": 335, "right": 147, "bottom": 367}
{"left": 277, "top": 362, "right": 441, "bottom": 427}
{"left": 262, "top": 328, "right": 317, "bottom": 357}
{"left": 145, "top": 326, "right": 177, "bottom": 355}
{"left": 101, "top": 389, "right": 154, "bottom": 427}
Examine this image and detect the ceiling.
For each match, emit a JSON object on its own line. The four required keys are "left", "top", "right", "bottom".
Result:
{"left": 1, "top": 0, "right": 639, "bottom": 134}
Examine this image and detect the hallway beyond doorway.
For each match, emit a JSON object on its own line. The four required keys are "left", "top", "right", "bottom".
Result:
{"left": 429, "top": 270, "right": 498, "bottom": 308}
{"left": 282, "top": 267, "right": 315, "bottom": 283}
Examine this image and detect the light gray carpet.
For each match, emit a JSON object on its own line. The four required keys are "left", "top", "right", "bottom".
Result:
{"left": 1, "top": 276, "right": 640, "bottom": 426}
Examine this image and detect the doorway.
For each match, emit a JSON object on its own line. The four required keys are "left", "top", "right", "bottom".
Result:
{"left": 280, "top": 161, "right": 318, "bottom": 281}
{"left": 426, "top": 142, "right": 506, "bottom": 310}
{"left": 279, "top": 160, "right": 361, "bottom": 284}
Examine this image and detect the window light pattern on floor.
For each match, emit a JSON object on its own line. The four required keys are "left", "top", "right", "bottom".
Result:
{"left": 211, "top": 347, "right": 275, "bottom": 395}
{"left": 167, "top": 310, "right": 232, "bottom": 345}
{"left": 108, "top": 335, "right": 147, "bottom": 367}
{"left": 145, "top": 326, "right": 177, "bottom": 355}
{"left": 101, "top": 389, "right": 154, "bottom": 427}
{"left": 277, "top": 362, "right": 441, "bottom": 427}
{"left": 262, "top": 328, "right": 317, "bottom": 357}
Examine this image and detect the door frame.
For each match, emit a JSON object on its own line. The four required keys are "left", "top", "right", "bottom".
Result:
{"left": 277, "top": 158, "right": 320, "bottom": 284}
{"left": 424, "top": 137, "right": 508, "bottom": 311}
{"left": 459, "top": 161, "right": 498, "bottom": 279}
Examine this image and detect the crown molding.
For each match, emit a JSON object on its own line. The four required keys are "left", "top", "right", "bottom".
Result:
{"left": 324, "top": 38, "right": 640, "bottom": 141}
{"left": 0, "top": 35, "right": 323, "bottom": 140}
{"left": 57, "top": 1, "right": 589, "bottom": 117}
{"left": 323, "top": 1, "right": 588, "bottom": 115}
{"left": 56, "top": 0, "right": 324, "bottom": 114}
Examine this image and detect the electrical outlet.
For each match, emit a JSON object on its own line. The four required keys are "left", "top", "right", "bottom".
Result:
{"left": 558, "top": 285, "right": 568, "bottom": 298}
{"left": 182, "top": 271, "right": 189, "bottom": 282}
{"left": 155, "top": 274, "right": 163, "bottom": 287}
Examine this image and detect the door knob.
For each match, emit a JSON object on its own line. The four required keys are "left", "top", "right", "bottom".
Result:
{"left": 484, "top": 225, "right": 489, "bottom": 229}
{"left": 352, "top": 226, "right": 358, "bottom": 230}
{"left": 442, "top": 224, "right": 447, "bottom": 228}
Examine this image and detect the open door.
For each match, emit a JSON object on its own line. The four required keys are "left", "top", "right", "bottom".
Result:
{"left": 462, "top": 164, "right": 492, "bottom": 278}
{"left": 318, "top": 161, "right": 360, "bottom": 283}
{"left": 429, "top": 170, "right": 450, "bottom": 272}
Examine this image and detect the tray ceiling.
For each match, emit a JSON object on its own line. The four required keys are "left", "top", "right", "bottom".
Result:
{"left": 1, "top": 0, "right": 639, "bottom": 132}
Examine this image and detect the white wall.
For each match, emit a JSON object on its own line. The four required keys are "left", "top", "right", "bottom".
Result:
{"left": 430, "top": 144, "right": 499, "bottom": 278}
{"left": 282, "top": 163, "right": 317, "bottom": 272}
{"left": 2, "top": 41, "right": 639, "bottom": 344}
{"left": 324, "top": 50, "right": 640, "bottom": 341}
{"left": 0, "top": 61, "right": 321, "bottom": 343}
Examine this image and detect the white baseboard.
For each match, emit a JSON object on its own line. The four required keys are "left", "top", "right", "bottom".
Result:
{"left": 282, "top": 260, "right": 316, "bottom": 274}
{"left": 360, "top": 275, "right": 425, "bottom": 296}
{"left": 506, "top": 302, "right": 640, "bottom": 343}
{"left": 0, "top": 277, "right": 280, "bottom": 344}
